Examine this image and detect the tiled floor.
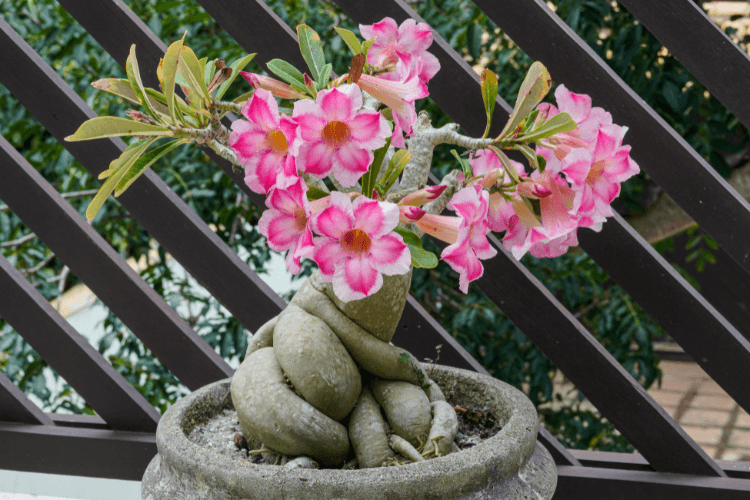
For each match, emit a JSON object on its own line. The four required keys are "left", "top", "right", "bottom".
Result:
{"left": 551, "top": 360, "right": 750, "bottom": 461}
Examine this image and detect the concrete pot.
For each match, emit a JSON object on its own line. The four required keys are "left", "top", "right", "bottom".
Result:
{"left": 142, "top": 365, "right": 557, "bottom": 499}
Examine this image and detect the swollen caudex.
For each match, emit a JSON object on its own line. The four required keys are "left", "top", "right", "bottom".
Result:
{"left": 231, "top": 271, "right": 460, "bottom": 469}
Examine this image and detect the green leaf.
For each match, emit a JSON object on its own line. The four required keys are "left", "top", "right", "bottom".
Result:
{"left": 393, "top": 226, "right": 422, "bottom": 247}
{"left": 536, "top": 155, "right": 547, "bottom": 173}
{"left": 362, "top": 38, "right": 376, "bottom": 58}
{"left": 114, "top": 139, "right": 186, "bottom": 196}
{"left": 392, "top": 227, "right": 439, "bottom": 269}
{"left": 215, "top": 53, "right": 257, "bottom": 100}
{"left": 231, "top": 91, "right": 254, "bottom": 105}
{"left": 480, "top": 69, "right": 498, "bottom": 138}
{"left": 178, "top": 45, "right": 211, "bottom": 102}
{"left": 92, "top": 79, "right": 171, "bottom": 118}
{"left": 518, "top": 112, "right": 577, "bottom": 143}
{"left": 383, "top": 150, "right": 411, "bottom": 189}
{"left": 334, "top": 27, "right": 362, "bottom": 55}
{"left": 487, "top": 145, "right": 521, "bottom": 184}
{"left": 163, "top": 34, "right": 185, "bottom": 124}
{"left": 65, "top": 117, "right": 172, "bottom": 141}
{"left": 514, "top": 143, "right": 539, "bottom": 170}
{"left": 361, "top": 135, "right": 391, "bottom": 197}
{"left": 297, "top": 24, "right": 327, "bottom": 85}
{"left": 87, "top": 139, "right": 155, "bottom": 220}
{"left": 317, "top": 63, "right": 332, "bottom": 91}
{"left": 98, "top": 139, "right": 150, "bottom": 180}
{"left": 126, "top": 45, "right": 159, "bottom": 120}
{"left": 305, "top": 184, "right": 329, "bottom": 201}
{"left": 450, "top": 149, "right": 473, "bottom": 176}
{"left": 204, "top": 58, "right": 218, "bottom": 85}
{"left": 267, "top": 59, "right": 307, "bottom": 93}
{"left": 498, "top": 61, "right": 551, "bottom": 141}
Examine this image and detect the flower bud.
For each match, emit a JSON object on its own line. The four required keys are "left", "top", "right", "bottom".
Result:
{"left": 398, "top": 205, "right": 426, "bottom": 223}
{"left": 240, "top": 72, "right": 306, "bottom": 100}
{"left": 517, "top": 180, "right": 552, "bottom": 200}
{"left": 399, "top": 185, "right": 446, "bottom": 206}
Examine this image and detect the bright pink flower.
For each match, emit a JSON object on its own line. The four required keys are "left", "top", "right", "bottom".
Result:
{"left": 311, "top": 192, "right": 410, "bottom": 301}
{"left": 441, "top": 185, "right": 497, "bottom": 293}
{"left": 560, "top": 124, "right": 640, "bottom": 224}
{"left": 229, "top": 89, "right": 301, "bottom": 194}
{"left": 399, "top": 185, "right": 446, "bottom": 206}
{"left": 359, "top": 17, "right": 441, "bottom": 84}
{"left": 356, "top": 60, "right": 428, "bottom": 148}
{"left": 258, "top": 178, "right": 315, "bottom": 274}
{"left": 240, "top": 72, "right": 306, "bottom": 100}
{"left": 293, "top": 84, "right": 390, "bottom": 186}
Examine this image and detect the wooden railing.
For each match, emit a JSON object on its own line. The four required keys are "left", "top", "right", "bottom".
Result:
{"left": 1, "top": 1, "right": 750, "bottom": 497}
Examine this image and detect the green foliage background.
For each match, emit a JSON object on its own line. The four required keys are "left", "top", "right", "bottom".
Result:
{"left": 0, "top": 0, "right": 743, "bottom": 451}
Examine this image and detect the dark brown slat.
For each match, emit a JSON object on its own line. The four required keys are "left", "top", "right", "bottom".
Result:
{"left": 0, "top": 18, "right": 285, "bottom": 336}
{"left": 50, "top": 413, "right": 109, "bottom": 429}
{"left": 0, "top": 252, "right": 160, "bottom": 432}
{"left": 0, "top": 420, "right": 155, "bottom": 481}
{"left": 0, "top": 370, "right": 53, "bottom": 425}
{"left": 476, "top": 234, "right": 723, "bottom": 477}
{"left": 0, "top": 132, "right": 231, "bottom": 390}
{"left": 468, "top": 0, "right": 750, "bottom": 278}
{"left": 578, "top": 214, "right": 750, "bottom": 416}
{"left": 555, "top": 465, "right": 750, "bottom": 500}
{"left": 617, "top": 0, "right": 750, "bottom": 131}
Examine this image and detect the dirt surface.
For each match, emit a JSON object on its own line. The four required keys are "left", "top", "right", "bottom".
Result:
{"left": 187, "top": 391, "right": 502, "bottom": 469}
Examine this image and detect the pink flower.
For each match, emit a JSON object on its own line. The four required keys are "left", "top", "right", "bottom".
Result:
{"left": 398, "top": 205, "right": 425, "bottom": 223}
{"left": 414, "top": 213, "right": 462, "bottom": 244}
{"left": 356, "top": 61, "right": 428, "bottom": 148}
{"left": 240, "top": 72, "right": 306, "bottom": 100}
{"left": 311, "top": 192, "right": 411, "bottom": 301}
{"left": 467, "top": 150, "right": 526, "bottom": 231}
{"left": 559, "top": 124, "right": 640, "bottom": 224}
{"left": 399, "top": 185, "right": 446, "bottom": 206}
{"left": 229, "top": 89, "right": 300, "bottom": 194}
{"left": 441, "top": 185, "right": 497, "bottom": 293}
{"left": 359, "top": 18, "right": 440, "bottom": 84}
{"left": 293, "top": 84, "right": 390, "bottom": 186}
{"left": 258, "top": 178, "right": 315, "bottom": 274}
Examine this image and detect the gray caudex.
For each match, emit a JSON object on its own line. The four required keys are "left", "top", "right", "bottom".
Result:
{"left": 230, "top": 271, "right": 460, "bottom": 469}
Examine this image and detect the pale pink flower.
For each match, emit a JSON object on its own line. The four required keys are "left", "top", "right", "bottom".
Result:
{"left": 441, "top": 185, "right": 497, "bottom": 293}
{"left": 311, "top": 192, "right": 410, "bottom": 301}
{"left": 258, "top": 178, "right": 315, "bottom": 274}
{"left": 467, "top": 149, "right": 526, "bottom": 231}
{"left": 559, "top": 124, "right": 640, "bottom": 224}
{"left": 414, "top": 213, "right": 462, "bottom": 244}
{"left": 355, "top": 60, "right": 428, "bottom": 148}
{"left": 293, "top": 84, "right": 390, "bottom": 186}
{"left": 359, "top": 17, "right": 441, "bottom": 84}
{"left": 229, "top": 89, "right": 301, "bottom": 194}
{"left": 240, "top": 72, "right": 306, "bottom": 100}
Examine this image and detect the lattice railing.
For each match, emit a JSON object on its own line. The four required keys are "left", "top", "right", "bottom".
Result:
{"left": 1, "top": 1, "right": 750, "bottom": 497}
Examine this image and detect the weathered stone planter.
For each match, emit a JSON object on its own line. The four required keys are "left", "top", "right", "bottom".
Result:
{"left": 141, "top": 365, "right": 557, "bottom": 500}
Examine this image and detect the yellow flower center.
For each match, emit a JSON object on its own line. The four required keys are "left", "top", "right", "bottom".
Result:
{"left": 342, "top": 229, "right": 371, "bottom": 255}
{"left": 322, "top": 121, "right": 350, "bottom": 147}
{"left": 266, "top": 129, "right": 288, "bottom": 155}
{"left": 293, "top": 208, "right": 307, "bottom": 232}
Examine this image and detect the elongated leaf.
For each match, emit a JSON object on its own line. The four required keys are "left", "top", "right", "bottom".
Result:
{"left": 297, "top": 24, "right": 326, "bottom": 84}
{"left": 481, "top": 69, "right": 498, "bottom": 138}
{"left": 115, "top": 139, "right": 186, "bottom": 196}
{"left": 126, "top": 45, "right": 159, "bottom": 120}
{"left": 178, "top": 45, "right": 211, "bottom": 102}
{"left": 267, "top": 59, "right": 307, "bottom": 93}
{"left": 487, "top": 145, "right": 521, "bottom": 184}
{"left": 305, "top": 184, "right": 329, "bottom": 201}
{"left": 163, "top": 34, "right": 185, "bottom": 124}
{"left": 335, "top": 27, "right": 362, "bottom": 55}
{"left": 450, "top": 149, "right": 472, "bottom": 176}
{"left": 393, "top": 227, "right": 437, "bottom": 268}
{"left": 231, "top": 91, "right": 254, "bottom": 105}
{"left": 498, "top": 62, "right": 551, "bottom": 141}
{"left": 87, "top": 139, "right": 155, "bottom": 219}
{"left": 93, "top": 79, "right": 170, "bottom": 117}
{"left": 361, "top": 135, "right": 391, "bottom": 197}
{"left": 517, "top": 112, "right": 576, "bottom": 143}
{"left": 65, "top": 117, "right": 171, "bottom": 141}
{"left": 317, "top": 63, "right": 332, "bottom": 91}
{"left": 515, "top": 143, "right": 539, "bottom": 171}
{"left": 382, "top": 149, "right": 412, "bottom": 192}
{"left": 215, "top": 53, "right": 256, "bottom": 100}
{"left": 204, "top": 58, "right": 218, "bottom": 85}
{"left": 97, "top": 139, "right": 148, "bottom": 180}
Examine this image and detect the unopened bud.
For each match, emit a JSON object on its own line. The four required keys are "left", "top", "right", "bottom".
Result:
{"left": 400, "top": 185, "right": 447, "bottom": 206}
{"left": 399, "top": 205, "right": 426, "bottom": 223}
{"left": 240, "top": 72, "right": 306, "bottom": 100}
{"left": 517, "top": 180, "right": 552, "bottom": 200}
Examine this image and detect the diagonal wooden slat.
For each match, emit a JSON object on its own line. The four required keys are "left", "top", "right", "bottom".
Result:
{"left": 0, "top": 370, "right": 54, "bottom": 425}
{"left": 0, "top": 132, "right": 231, "bottom": 391}
{"left": 0, "top": 251, "right": 160, "bottom": 432}
{"left": 468, "top": 0, "right": 750, "bottom": 279}
{"left": 617, "top": 0, "right": 750, "bottom": 132}
{"left": 0, "top": 18, "right": 286, "bottom": 336}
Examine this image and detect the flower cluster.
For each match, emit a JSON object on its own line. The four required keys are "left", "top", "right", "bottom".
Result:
{"left": 223, "top": 18, "right": 641, "bottom": 301}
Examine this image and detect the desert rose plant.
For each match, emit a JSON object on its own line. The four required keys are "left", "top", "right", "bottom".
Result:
{"left": 66, "top": 18, "right": 638, "bottom": 469}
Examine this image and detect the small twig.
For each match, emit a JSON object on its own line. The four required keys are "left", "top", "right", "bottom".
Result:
{"left": 1, "top": 233, "right": 38, "bottom": 248}
{"left": 215, "top": 100, "right": 243, "bottom": 114}
{"left": 19, "top": 252, "right": 55, "bottom": 276}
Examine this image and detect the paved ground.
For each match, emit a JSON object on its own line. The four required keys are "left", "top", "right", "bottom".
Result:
{"left": 551, "top": 360, "right": 750, "bottom": 460}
